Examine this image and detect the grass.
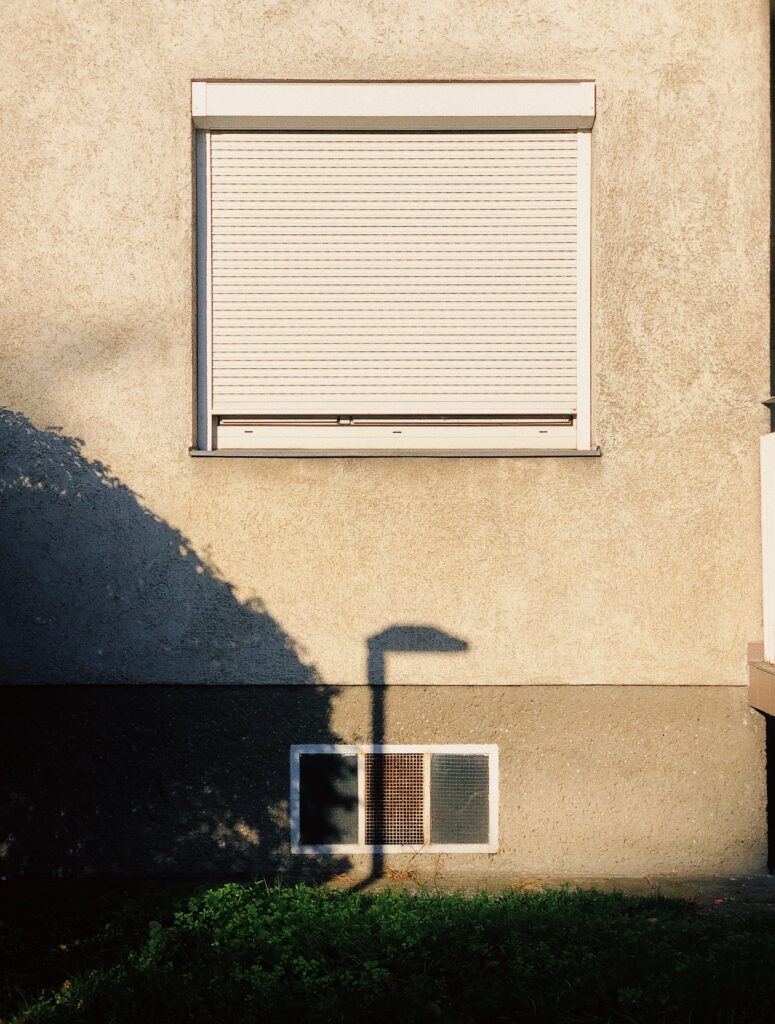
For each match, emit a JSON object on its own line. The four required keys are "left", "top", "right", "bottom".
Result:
{"left": 3, "top": 881, "right": 775, "bottom": 1023}
{"left": 0, "top": 880, "right": 198, "bottom": 1024}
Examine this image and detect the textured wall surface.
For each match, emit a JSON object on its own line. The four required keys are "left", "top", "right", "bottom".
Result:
{"left": 0, "top": 0, "right": 770, "bottom": 687}
{"left": 0, "top": 1, "right": 770, "bottom": 875}
{"left": 0, "top": 686, "right": 765, "bottom": 877}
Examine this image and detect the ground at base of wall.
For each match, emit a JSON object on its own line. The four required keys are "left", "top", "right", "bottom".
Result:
{"left": 326, "top": 870, "right": 775, "bottom": 915}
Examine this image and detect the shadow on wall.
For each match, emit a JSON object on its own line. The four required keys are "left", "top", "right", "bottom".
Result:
{"left": 0, "top": 409, "right": 346, "bottom": 877}
{"left": 357, "top": 626, "right": 469, "bottom": 889}
{"left": 0, "top": 409, "right": 313, "bottom": 683}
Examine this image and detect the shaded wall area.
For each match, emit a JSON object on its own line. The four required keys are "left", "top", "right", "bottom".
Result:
{"left": 768, "top": 715, "right": 775, "bottom": 872}
{"left": 0, "top": 686, "right": 346, "bottom": 878}
{"left": 0, "top": 410, "right": 346, "bottom": 877}
{"left": 0, "top": 408, "right": 315, "bottom": 683}
{"left": 1, "top": 684, "right": 765, "bottom": 879}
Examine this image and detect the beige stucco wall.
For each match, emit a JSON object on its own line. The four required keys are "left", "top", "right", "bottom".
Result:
{"left": 335, "top": 685, "right": 767, "bottom": 877}
{"left": 0, "top": 1, "right": 771, "bottom": 878}
{"left": 2, "top": 0, "right": 770, "bottom": 689}
{"left": 0, "top": 685, "right": 765, "bottom": 877}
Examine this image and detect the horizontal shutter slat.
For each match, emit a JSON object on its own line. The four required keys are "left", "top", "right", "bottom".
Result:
{"left": 210, "top": 131, "right": 579, "bottom": 418}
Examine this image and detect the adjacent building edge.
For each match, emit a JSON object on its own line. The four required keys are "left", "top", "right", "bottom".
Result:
{"left": 751, "top": 433, "right": 775, "bottom": 714}
{"left": 748, "top": 643, "right": 775, "bottom": 716}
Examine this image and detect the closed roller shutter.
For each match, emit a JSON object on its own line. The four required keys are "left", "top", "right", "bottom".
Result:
{"left": 208, "top": 131, "right": 580, "bottom": 420}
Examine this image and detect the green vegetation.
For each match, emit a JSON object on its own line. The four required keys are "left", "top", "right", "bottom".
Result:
{"left": 4, "top": 882, "right": 775, "bottom": 1023}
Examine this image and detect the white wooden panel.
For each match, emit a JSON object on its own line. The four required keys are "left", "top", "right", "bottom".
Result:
{"left": 193, "top": 81, "right": 596, "bottom": 130}
{"left": 575, "top": 131, "right": 592, "bottom": 449}
{"left": 209, "top": 132, "right": 581, "bottom": 420}
{"left": 216, "top": 422, "right": 576, "bottom": 451}
{"left": 761, "top": 432, "right": 775, "bottom": 662}
{"left": 196, "top": 131, "right": 213, "bottom": 450}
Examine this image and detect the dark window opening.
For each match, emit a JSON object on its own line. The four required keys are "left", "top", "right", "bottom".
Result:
{"left": 298, "top": 753, "right": 358, "bottom": 845}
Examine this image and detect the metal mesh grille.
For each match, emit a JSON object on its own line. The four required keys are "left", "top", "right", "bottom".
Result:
{"left": 430, "top": 754, "right": 489, "bottom": 844}
{"left": 365, "top": 753, "right": 424, "bottom": 845}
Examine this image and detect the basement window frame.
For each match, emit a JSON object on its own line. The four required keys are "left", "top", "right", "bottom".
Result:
{"left": 290, "top": 743, "right": 499, "bottom": 854}
{"left": 192, "top": 80, "right": 595, "bottom": 457}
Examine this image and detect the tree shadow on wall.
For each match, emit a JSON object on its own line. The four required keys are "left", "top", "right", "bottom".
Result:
{"left": 0, "top": 409, "right": 312, "bottom": 684}
{"left": 0, "top": 408, "right": 348, "bottom": 878}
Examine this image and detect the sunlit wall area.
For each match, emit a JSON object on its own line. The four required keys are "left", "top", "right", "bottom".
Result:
{"left": 0, "top": 0, "right": 769, "bottom": 878}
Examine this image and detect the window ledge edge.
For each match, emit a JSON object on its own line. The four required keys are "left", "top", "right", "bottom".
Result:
{"left": 188, "top": 447, "right": 603, "bottom": 459}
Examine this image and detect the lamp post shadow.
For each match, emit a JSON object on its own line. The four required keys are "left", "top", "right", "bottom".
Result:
{"left": 358, "top": 625, "right": 468, "bottom": 888}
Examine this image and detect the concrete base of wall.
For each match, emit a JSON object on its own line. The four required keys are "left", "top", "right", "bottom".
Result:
{"left": 0, "top": 685, "right": 766, "bottom": 879}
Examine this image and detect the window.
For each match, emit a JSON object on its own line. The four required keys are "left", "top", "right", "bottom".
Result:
{"left": 193, "top": 82, "right": 594, "bottom": 455}
{"left": 290, "top": 744, "right": 499, "bottom": 853}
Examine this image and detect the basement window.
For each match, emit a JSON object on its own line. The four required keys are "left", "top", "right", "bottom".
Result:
{"left": 290, "top": 744, "right": 498, "bottom": 853}
{"left": 193, "top": 81, "right": 595, "bottom": 455}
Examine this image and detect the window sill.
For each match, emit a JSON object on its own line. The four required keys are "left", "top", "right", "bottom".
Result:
{"left": 188, "top": 447, "right": 602, "bottom": 459}
{"left": 292, "top": 843, "right": 498, "bottom": 855}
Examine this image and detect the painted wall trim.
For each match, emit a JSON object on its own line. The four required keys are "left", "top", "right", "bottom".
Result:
{"left": 289, "top": 743, "right": 499, "bottom": 854}
{"left": 188, "top": 447, "right": 603, "bottom": 459}
{"left": 7, "top": 680, "right": 748, "bottom": 687}
{"left": 191, "top": 80, "right": 596, "bottom": 130}
{"left": 761, "top": 433, "right": 775, "bottom": 661}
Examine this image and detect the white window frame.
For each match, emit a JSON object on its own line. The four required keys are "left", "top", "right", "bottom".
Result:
{"left": 290, "top": 743, "right": 499, "bottom": 854}
{"left": 193, "top": 81, "right": 594, "bottom": 456}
